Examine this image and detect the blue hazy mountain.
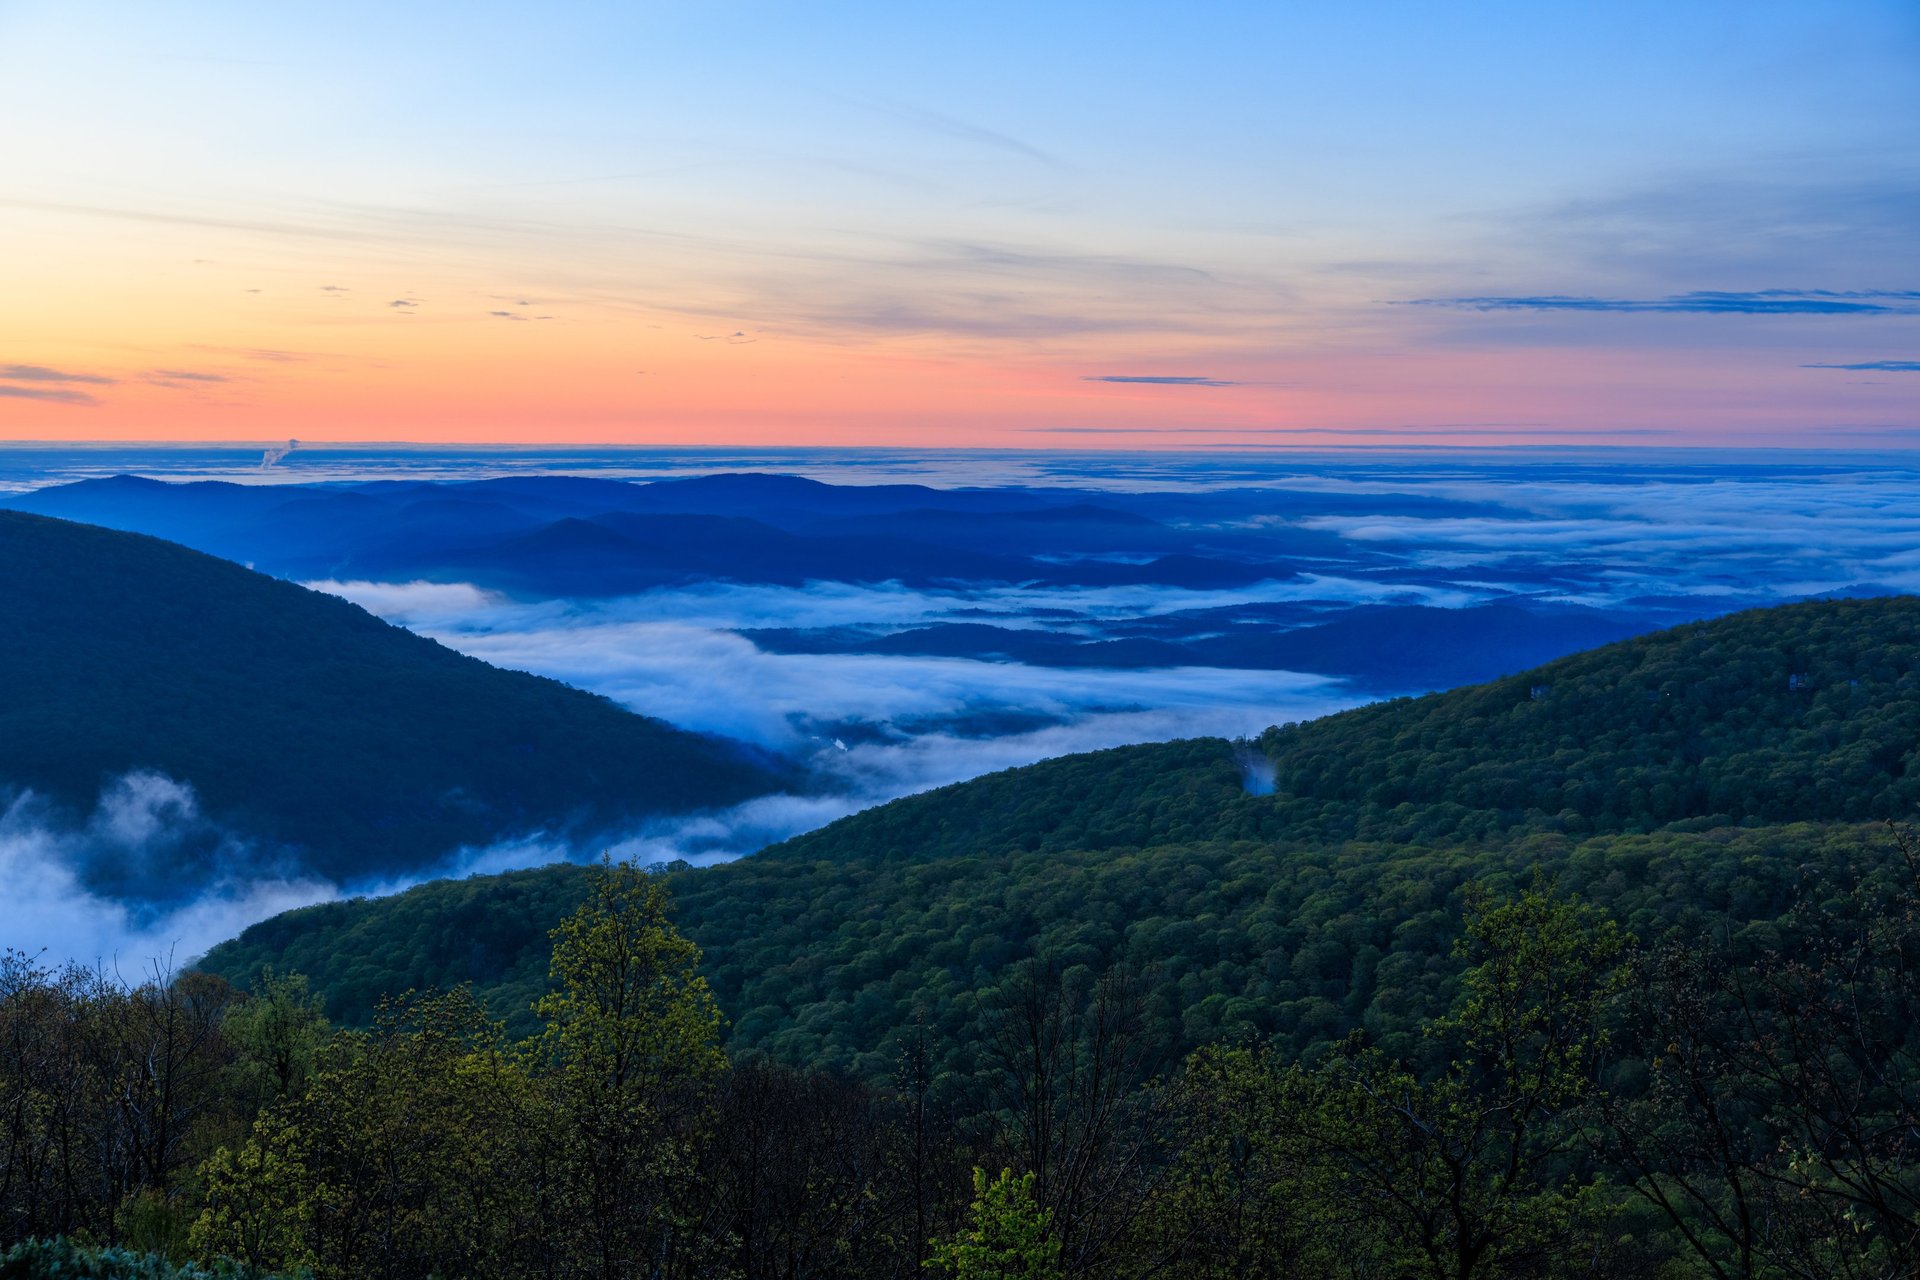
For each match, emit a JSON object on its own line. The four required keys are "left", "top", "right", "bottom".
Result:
{"left": 1, "top": 469, "right": 1745, "bottom": 696}
{"left": 0, "top": 511, "right": 788, "bottom": 900}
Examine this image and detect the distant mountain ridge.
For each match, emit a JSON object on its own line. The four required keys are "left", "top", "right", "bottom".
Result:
{"left": 1, "top": 472, "right": 1307, "bottom": 592}
{"left": 1, "top": 470, "right": 1741, "bottom": 694}
{"left": 0, "top": 511, "right": 787, "bottom": 896}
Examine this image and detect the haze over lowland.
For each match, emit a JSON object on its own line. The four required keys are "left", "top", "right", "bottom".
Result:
{"left": 7, "top": 444, "right": 1920, "bottom": 963}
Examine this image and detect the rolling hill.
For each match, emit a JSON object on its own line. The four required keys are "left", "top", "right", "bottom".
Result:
{"left": 0, "top": 511, "right": 788, "bottom": 895}
{"left": 200, "top": 596, "right": 1920, "bottom": 1078}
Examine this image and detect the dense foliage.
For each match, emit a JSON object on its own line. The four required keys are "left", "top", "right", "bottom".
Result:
{"left": 202, "top": 822, "right": 1883, "bottom": 1078}
{"left": 205, "top": 598, "right": 1920, "bottom": 1076}
{"left": 0, "top": 511, "right": 783, "bottom": 886}
{"left": 772, "top": 597, "right": 1920, "bottom": 863}
{"left": 26, "top": 854, "right": 1920, "bottom": 1278}
{"left": 0, "top": 1237, "right": 300, "bottom": 1279}
{"left": 40, "top": 597, "right": 1920, "bottom": 1275}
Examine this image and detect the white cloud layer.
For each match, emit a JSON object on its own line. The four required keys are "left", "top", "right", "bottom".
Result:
{"left": 0, "top": 776, "right": 336, "bottom": 971}
{"left": 307, "top": 581, "right": 1361, "bottom": 753}
{"left": 25, "top": 456, "right": 1920, "bottom": 969}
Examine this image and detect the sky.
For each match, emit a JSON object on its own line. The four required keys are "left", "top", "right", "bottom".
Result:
{"left": 0, "top": 0, "right": 1916, "bottom": 447}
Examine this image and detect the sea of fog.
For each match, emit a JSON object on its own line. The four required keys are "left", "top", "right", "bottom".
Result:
{"left": 8, "top": 443, "right": 1920, "bottom": 965}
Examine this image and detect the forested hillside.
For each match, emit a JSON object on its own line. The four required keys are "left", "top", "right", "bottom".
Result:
{"left": 33, "top": 594, "right": 1920, "bottom": 1279}
{"left": 770, "top": 595, "right": 1920, "bottom": 862}
{"left": 202, "top": 597, "right": 1920, "bottom": 1078}
{"left": 0, "top": 511, "right": 786, "bottom": 887}
{"left": 37, "top": 843, "right": 1920, "bottom": 1279}
{"left": 201, "top": 821, "right": 1884, "bottom": 1076}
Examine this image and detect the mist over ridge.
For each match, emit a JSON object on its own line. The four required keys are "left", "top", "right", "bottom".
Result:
{"left": 5, "top": 445, "right": 1920, "bottom": 964}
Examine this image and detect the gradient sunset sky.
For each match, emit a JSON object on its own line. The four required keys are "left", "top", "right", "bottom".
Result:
{"left": 1, "top": 1, "right": 1915, "bottom": 448}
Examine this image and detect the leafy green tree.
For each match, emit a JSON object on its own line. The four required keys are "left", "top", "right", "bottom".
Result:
{"left": 223, "top": 971, "right": 328, "bottom": 1109}
{"left": 1287, "top": 883, "right": 1631, "bottom": 1280}
{"left": 534, "top": 857, "right": 726, "bottom": 1280}
{"left": 190, "top": 1109, "right": 316, "bottom": 1277}
{"left": 192, "top": 988, "right": 544, "bottom": 1280}
{"left": 1129, "top": 1046, "right": 1338, "bottom": 1279}
{"left": 1601, "top": 825, "right": 1920, "bottom": 1279}
{"left": 928, "top": 1168, "right": 1062, "bottom": 1280}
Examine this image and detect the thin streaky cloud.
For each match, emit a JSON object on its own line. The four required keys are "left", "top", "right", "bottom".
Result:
{"left": 0, "top": 364, "right": 115, "bottom": 385}
{"left": 1028, "top": 425, "right": 1677, "bottom": 437}
{"left": 1084, "top": 375, "right": 1240, "bottom": 387}
{"left": 1803, "top": 360, "right": 1920, "bottom": 372}
{"left": 854, "top": 97, "right": 1068, "bottom": 170}
{"left": 149, "top": 369, "right": 229, "bottom": 382}
{"left": 1406, "top": 290, "right": 1920, "bottom": 316}
{"left": 0, "top": 385, "right": 99, "bottom": 406}
{"left": 191, "top": 346, "right": 309, "bottom": 363}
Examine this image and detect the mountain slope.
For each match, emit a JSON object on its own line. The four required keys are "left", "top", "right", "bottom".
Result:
{"left": 200, "top": 597, "right": 1920, "bottom": 1075}
{"left": 0, "top": 512, "right": 786, "bottom": 891}
{"left": 768, "top": 596, "right": 1920, "bottom": 862}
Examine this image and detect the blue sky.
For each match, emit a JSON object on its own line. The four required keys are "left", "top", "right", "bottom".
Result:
{"left": 0, "top": 0, "right": 1914, "bottom": 444}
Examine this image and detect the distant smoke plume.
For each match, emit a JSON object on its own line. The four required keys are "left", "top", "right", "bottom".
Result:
{"left": 259, "top": 438, "right": 299, "bottom": 469}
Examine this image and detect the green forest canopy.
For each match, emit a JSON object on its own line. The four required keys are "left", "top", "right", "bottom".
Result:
{"left": 203, "top": 597, "right": 1920, "bottom": 1083}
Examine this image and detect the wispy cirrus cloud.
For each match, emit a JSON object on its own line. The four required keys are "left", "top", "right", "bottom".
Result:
{"left": 741, "top": 237, "right": 1286, "bottom": 343}
{"left": 0, "top": 363, "right": 116, "bottom": 385}
{"left": 1405, "top": 290, "right": 1920, "bottom": 316}
{"left": 1508, "top": 168, "right": 1920, "bottom": 285}
{"left": 1803, "top": 359, "right": 1920, "bottom": 372}
{"left": 142, "top": 369, "right": 231, "bottom": 391}
{"left": 1083, "top": 374, "right": 1239, "bottom": 387}
{"left": 0, "top": 364, "right": 108, "bottom": 405}
{"left": 854, "top": 97, "right": 1068, "bottom": 171}
{"left": 191, "top": 345, "right": 310, "bottom": 364}
{"left": 0, "top": 385, "right": 99, "bottom": 406}
{"left": 1028, "top": 425, "right": 1677, "bottom": 437}
{"left": 149, "top": 369, "right": 228, "bottom": 383}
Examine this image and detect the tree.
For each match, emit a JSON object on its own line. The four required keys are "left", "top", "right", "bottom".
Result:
{"left": 928, "top": 1168, "right": 1062, "bottom": 1280}
{"left": 1126, "top": 1046, "right": 1335, "bottom": 1279}
{"left": 192, "top": 987, "right": 544, "bottom": 1280}
{"left": 986, "top": 955, "right": 1163, "bottom": 1276}
{"left": 703, "top": 1060, "right": 924, "bottom": 1279}
{"left": 1136, "top": 883, "right": 1641, "bottom": 1280}
{"left": 222, "top": 970, "right": 328, "bottom": 1109}
{"left": 1600, "top": 825, "right": 1920, "bottom": 1279}
{"left": 1284, "top": 882, "right": 1632, "bottom": 1280}
{"left": 0, "top": 950, "right": 244, "bottom": 1251}
{"left": 534, "top": 857, "right": 726, "bottom": 1280}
